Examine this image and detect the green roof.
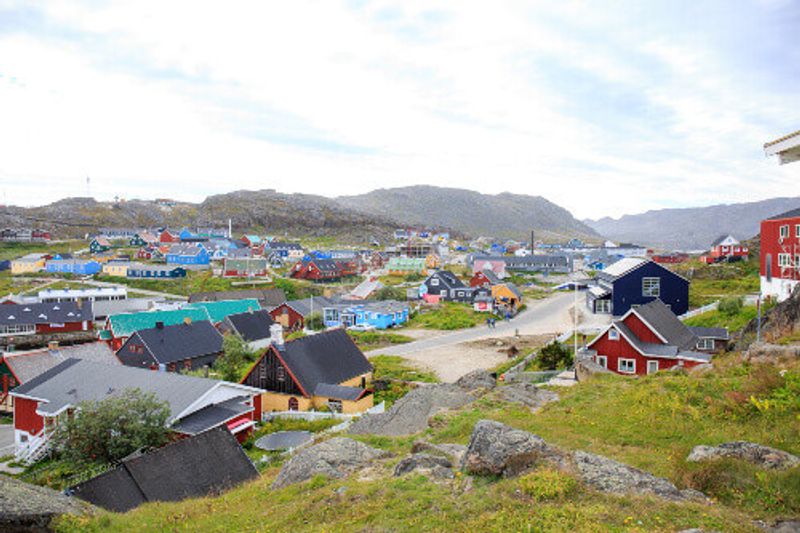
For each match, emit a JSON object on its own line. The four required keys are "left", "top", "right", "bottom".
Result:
{"left": 388, "top": 257, "right": 426, "bottom": 269}
{"left": 109, "top": 308, "right": 212, "bottom": 338}
{"left": 185, "top": 299, "right": 261, "bottom": 323}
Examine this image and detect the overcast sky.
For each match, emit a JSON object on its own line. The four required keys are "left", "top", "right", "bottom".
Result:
{"left": 0, "top": 1, "right": 798, "bottom": 219}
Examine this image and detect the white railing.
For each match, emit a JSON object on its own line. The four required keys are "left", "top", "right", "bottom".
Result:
{"left": 262, "top": 401, "right": 385, "bottom": 423}
{"left": 15, "top": 431, "right": 51, "bottom": 465}
{"left": 679, "top": 301, "right": 719, "bottom": 320}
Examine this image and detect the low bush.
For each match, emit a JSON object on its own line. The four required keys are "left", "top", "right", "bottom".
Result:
{"left": 518, "top": 469, "right": 578, "bottom": 501}
{"left": 719, "top": 296, "right": 744, "bottom": 316}
{"left": 535, "top": 342, "right": 573, "bottom": 370}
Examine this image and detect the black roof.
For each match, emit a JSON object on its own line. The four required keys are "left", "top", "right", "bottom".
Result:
{"left": 127, "top": 321, "right": 223, "bottom": 364}
{"left": 278, "top": 329, "right": 372, "bottom": 396}
{"left": 313, "top": 382, "right": 366, "bottom": 401}
{"left": 69, "top": 426, "right": 258, "bottom": 512}
{"left": 172, "top": 397, "right": 253, "bottom": 435}
{"left": 0, "top": 301, "right": 93, "bottom": 327}
{"left": 429, "top": 270, "right": 465, "bottom": 290}
{"left": 224, "top": 310, "right": 274, "bottom": 342}
{"left": 306, "top": 258, "right": 341, "bottom": 272}
{"left": 631, "top": 299, "right": 698, "bottom": 351}
{"left": 767, "top": 207, "right": 800, "bottom": 220}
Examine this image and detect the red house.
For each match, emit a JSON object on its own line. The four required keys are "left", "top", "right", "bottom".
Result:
{"left": 0, "top": 302, "right": 93, "bottom": 338}
{"left": 290, "top": 259, "right": 344, "bottom": 281}
{"left": 650, "top": 252, "right": 689, "bottom": 265}
{"left": 760, "top": 208, "right": 800, "bottom": 302}
{"left": 159, "top": 229, "right": 180, "bottom": 243}
{"left": 470, "top": 269, "right": 501, "bottom": 288}
{"left": 700, "top": 235, "right": 749, "bottom": 264}
{"left": 268, "top": 302, "right": 305, "bottom": 331}
{"left": 583, "top": 299, "right": 712, "bottom": 376}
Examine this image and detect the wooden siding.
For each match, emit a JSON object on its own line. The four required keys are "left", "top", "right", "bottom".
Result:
{"left": 621, "top": 313, "right": 662, "bottom": 344}
{"left": 15, "top": 397, "right": 44, "bottom": 435}
{"left": 242, "top": 347, "right": 305, "bottom": 396}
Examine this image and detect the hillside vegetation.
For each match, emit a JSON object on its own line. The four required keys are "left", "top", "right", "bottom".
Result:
{"left": 56, "top": 353, "right": 800, "bottom": 532}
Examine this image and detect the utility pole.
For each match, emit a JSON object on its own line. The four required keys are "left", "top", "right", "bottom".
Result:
{"left": 756, "top": 295, "right": 761, "bottom": 343}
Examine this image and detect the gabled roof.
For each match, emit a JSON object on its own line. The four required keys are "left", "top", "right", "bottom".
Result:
{"left": 630, "top": 299, "right": 698, "bottom": 351}
{"left": 127, "top": 321, "right": 223, "bottom": 364}
{"left": 429, "top": 270, "right": 465, "bottom": 290}
{"left": 687, "top": 326, "right": 730, "bottom": 340}
{"left": 12, "top": 359, "right": 220, "bottom": 419}
{"left": 499, "top": 282, "right": 523, "bottom": 300}
{"left": 188, "top": 288, "right": 286, "bottom": 308}
{"left": 4, "top": 342, "right": 118, "bottom": 384}
{"left": 767, "top": 207, "right": 800, "bottom": 220}
{"left": 710, "top": 234, "right": 737, "bottom": 247}
{"left": 224, "top": 309, "right": 274, "bottom": 342}
{"left": 283, "top": 297, "right": 336, "bottom": 317}
{"left": 599, "top": 257, "right": 649, "bottom": 278}
{"left": 303, "top": 258, "right": 341, "bottom": 272}
{"left": 108, "top": 308, "right": 211, "bottom": 338}
{"left": 69, "top": 426, "right": 258, "bottom": 512}
{"left": 474, "top": 269, "right": 500, "bottom": 284}
{"left": 167, "top": 243, "right": 205, "bottom": 256}
{"left": 275, "top": 329, "right": 372, "bottom": 397}
{"left": 312, "top": 382, "right": 367, "bottom": 401}
{"left": 185, "top": 299, "right": 261, "bottom": 323}
{"left": 0, "top": 301, "right": 93, "bottom": 327}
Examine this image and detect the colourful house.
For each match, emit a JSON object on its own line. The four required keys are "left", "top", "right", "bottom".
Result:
{"left": 45, "top": 259, "right": 102, "bottom": 276}
{"left": 126, "top": 264, "right": 187, "bottom": 279}
{"left": 102, "top": 261, "right": 131, "bottom": 277}
{"left": 185, "top": 299, "right": 261, "bottom": 324}
{"left": 322, "top": 301, "right": 409, "bottom": 330}
{"left": 103, "top": 307, "right": 212, "bottom": 350}
{"left": 166, "top": 244, "right": 210, "bottom": 265}
{"left": 387, "top": 257, "right": 426, "bottom": 275}
{"left": 10, "top": 254, "right": 47, "bottom": 274}
{"left": 89, "top": 237, "right": 112, "bottom": 254}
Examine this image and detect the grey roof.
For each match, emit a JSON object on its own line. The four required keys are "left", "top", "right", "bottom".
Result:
{"left": 277, "top": 329, "right": 372, "bottom": 396}
{"left": 167, "top": 243, "right": 204, "bottom": 256}
{"left": 172, "top": 396, "right": 253, "bottom": 435}
{"left": 588, "top": 286, "right": 611, "bottom": 298}
{"left": 4, "top": 342, "right": 118, "bottom": 384}
{"left": 687, "top": 326, "right": 730, "bottom": 340}
{"left": 188, "top": 288, "right": 286, "bottom": 308}
{"left": 125, "top": 321, "right": 223, "bottom": 365}
{"left": 676, "top": 350, "right": 712, "bottom": 362}
{"left": 429, "top": 270, "right": 465, "bottom": 290}
{"left": 0, "top": 301, "right": 93, "bottom": 327}
{"left": 224, "top": 310, "right": 274, "bottom": 342}
{"left": 613, "top": 322, "right": 679, "bottom": 357}
{"left": 503, "top": 282, "right": 523, "bottom": 300}
{"left": 599, "top": 257, "right": 649, "bottom": 279}
{"left": 710, "top": 234, "right": 735, "bottom": 247}
{"left": 313, "top": 382, "right": 366, "bottom": 401}
{"left": 767, "top": 207, "right": 800, "bottom": 220}
{"left": 12, "top": 358, "right": 220, "bottom": 421}
{"left": 255, "top": 430, "right": 313, "bottom": 451}
{"left": 285, "top": 297, "right": 336, "bottom": 317}
{"left": 475, "top": 269, "right": 501, "bottom": 284}
{"left": 91, "top": 298, "right": 152, "bottom": 319}
{"left": 69, "top": 426, "right": 258, "bottom": 513}
{"left": 632, "top": 299, "right": 698, "bottom": 351}
{"left": 268, "top": 241, "right": 302, "bottom": 250}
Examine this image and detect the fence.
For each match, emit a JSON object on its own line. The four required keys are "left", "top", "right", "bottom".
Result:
{"left": 679, "top": 301, "right": 719, "bottom": 320}
{"left": 262, "top": 401, "right": 386, "bottom": 423}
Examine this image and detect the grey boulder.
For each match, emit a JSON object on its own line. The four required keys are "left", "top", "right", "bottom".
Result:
{"left": 410, "top": 440, "right": 467, "bottom": 466}
{"left": 463, "top": 420, "right": 565, "bottom": 477}
{"left": 687, "top": 441, "right": 800, "bottom": 470}
{"left": 493, "top": 382, "right": 559, "bottom": 411}
{"left": 573, "top": 451, "right": 704, "bottom": 501}
{"left": 272, "top": 437, "right": 389, "bottom": 489}
{"left": 455, "top": 370, "right": 497, "bottom": 391}
{"left": 394, "top": 453, "right": 454, "bottom": 479}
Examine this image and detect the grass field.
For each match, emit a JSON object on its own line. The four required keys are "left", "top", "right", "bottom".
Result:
{"left": 348, "top": 330, "right": 413, "bottom": 351}
{"left": 684, "top": 305, "right": 758, "bottom": 333}
{"left": 0, "top": 240, "right": 85, "bottom": 261}
{"left": 408, "top": 303, "right": 484, "bottom": 330}
{"left": 371, "top": 354, "right": 439, "bottom": 406}
{"left": 55, "top": 352, "right": 800, "bottom": 532}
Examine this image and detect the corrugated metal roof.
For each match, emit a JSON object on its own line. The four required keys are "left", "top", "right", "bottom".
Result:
{"left": 185, "top": 299, "right": 261, "bottom": 323}
{"left": 600, "top": 257, "right": 648, "bottom": 278}
{"left": 108, "top": 308, "right": 211, "bottom": 338}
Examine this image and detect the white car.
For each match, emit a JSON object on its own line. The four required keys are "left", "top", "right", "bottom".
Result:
{"left": 347, "top": 324, "right": 375, "bottom": 332}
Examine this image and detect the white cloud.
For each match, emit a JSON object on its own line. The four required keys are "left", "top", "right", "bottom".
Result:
{"left": 0, "top": 0, "right": 797, "bottom": 219}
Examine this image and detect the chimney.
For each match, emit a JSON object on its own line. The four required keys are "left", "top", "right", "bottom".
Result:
{"left": 183, "top": 317, "right": 192, "bottom": 325}
{"left": 48, "top": 341, "right": 59, "bottom": 351}
{"left": 156, "top": 321, "right": 164, "bottom": 329}
{"left": 270, "top": 324, "right": 284, "bottom": 349}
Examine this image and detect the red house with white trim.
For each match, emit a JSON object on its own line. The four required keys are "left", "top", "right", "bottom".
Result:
{"left": 582, "top": 299, "right": 713, "bottom": 376}
{"left": 700, "top": 235, "right": 749, "bottom": 264}
{"left": 760, "top": 208, "right": 800, "bottom": 302}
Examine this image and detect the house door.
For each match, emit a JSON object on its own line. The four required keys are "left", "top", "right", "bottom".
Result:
{"left": 647, "top": 361, "right": 659, "bottom": 374}
{"left": 596, "top": 355, "right": 607, "bottom": 369}
{"left": 288, "top": 397, "right": 299, "bottom": 411}
{"left": 341, "top": 313, "right": 355, "bottom": 327}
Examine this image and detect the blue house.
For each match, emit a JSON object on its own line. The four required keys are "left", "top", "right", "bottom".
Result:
{"left": 322, "top": 300, "right": 409, "bottom": 330}
{"left": 166, "top": 244, "right": 210, "bottom": 265}
{"left": 45, "top": 259, "right": 102, "bottom": 276}
{"left": 586, "top": 258, "right": 689, "bottom": 317}
{"left": 127, "top": 264, "right": 187, "bottom": 278}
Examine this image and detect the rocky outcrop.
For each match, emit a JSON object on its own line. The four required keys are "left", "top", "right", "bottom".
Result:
{"left": 349, "top": 384, "right": 473, "bottom": 437}
{"left": 573, "top": 451, "right": 704, "bottom": 502}
{"left": 410, "top": 441, "right": 467, "bottom": 466}
{"left": 687, "top": 441, "right": 800, "bottom": 470}
{"left": 463, "top": 420, "right": 565, "bottom": 477}
{"left": 744, "top": 343, "right": 800, "bottom": 363}
{"left": 756, "top": 519, "right": 800, "bottom": 533}
{"left": 455, "top": 370, "right": 497, "bottom": 392}
{"left": 0, "top": 475, "right": 92, "bottom": 530}
{"left": 272, "top": 438, "right": 389, "bottom": 489}
{"left": 492, "top": 383, "right": 559, "bottom": 411}
{"left": 393, "top": 453, "right": 454, "bottom": 479}
{"left": 738, "top": 285, "right": 800, "bottom": 351}
{"left": 574, "top": 358, "right": 613, "bottom": 382}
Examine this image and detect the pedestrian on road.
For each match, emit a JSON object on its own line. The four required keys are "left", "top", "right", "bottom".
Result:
{"left": 505, "top": 311, "right": 511, "bottom": 321}
{"left": 486, "top": 317, "right": 492, "bottom": 329}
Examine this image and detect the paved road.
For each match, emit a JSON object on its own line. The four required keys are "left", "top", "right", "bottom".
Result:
{"left": 82, "top": 279, "right": 188, "bottom": 301}
{"left": 367, "top": 291, "right": 577, "bottom": 357}
{"left": 0, "top": 425, "right": 14, "bottom": 457}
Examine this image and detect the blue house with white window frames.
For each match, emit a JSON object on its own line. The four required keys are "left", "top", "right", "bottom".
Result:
{"left": 322, "top": 301, "right": 409, "bottom": 330}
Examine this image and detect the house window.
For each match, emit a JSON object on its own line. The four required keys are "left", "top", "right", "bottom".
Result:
{"left": 796, "top": 225, "right": 800, "bottom": 238}
{"left": 608, "top": 328, "right": 619, "bottom": 340}
{"left": 327, "top": 399, "right": 343, "bottom": 413}
{"left": 647, "top": 360, "right": 659, "bottom": 374}
{"left": 595, "top": 300, "right": 611, "bottom": 314}
{"left": 596, "top": 355, "right": 607, "bottom": 368}
{"left": 642, "top": 277, "right": 660, "bottom": 297}
{"left": 780, "top": 225, "right": 789, "bottom": 239}
{"left": 697, "top": 338, "right": 714, "bottom": 350}
{"left": 778, "top": 253, "right": 792, "bottom": 267}
{"left": 431, "top": 278, "right": 439, "bottom": 286}
{"left": 618, "top": 358, "right": 636, "bottom": 374}
{"left": 276, "top": 366, "right": 286, "bottom": 381}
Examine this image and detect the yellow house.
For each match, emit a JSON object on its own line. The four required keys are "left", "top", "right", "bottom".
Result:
{"left": 102, "top": 261, "right": 131, "bottom": 277}
{"left": 492, "top": 282, "right": 524, "bottom": 310}
{"left": 10, "top": 254, "right": 46, "bottom": 274}
{"left": 241, "top": 327, "right": 374, "bottom": 416}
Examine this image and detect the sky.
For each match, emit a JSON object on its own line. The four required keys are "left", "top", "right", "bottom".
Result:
{"left": 0, "top": 1, "right": 798, "bottom": 220}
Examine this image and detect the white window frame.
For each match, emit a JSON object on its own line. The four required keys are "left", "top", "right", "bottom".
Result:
{"left": 596, "top": 355, "right": 607, "bottom": 368}
{"left": 778, "top": 253, "right": 791, "bottom": 267}
{"left": 618, "top": 358, "right": 636, "bottom": 374}
{"left": 796, "top": 224, "right": 800, "bottom": 238}
{"left": 697, "top": 338, "right": 714, "bottom": 350}
{"left": 780, "top": 225, "right": 789, "bottom": 239}
{"left": 642, "top": 277, "right": 660, "bottom": 297}
{"left": 608, "top": 328, "right": 619, "bottom": 340}
{"left": 430, "top": 278, "right": 439, "bottom": 286}
{"left": 646, "top": 360, "right": 659, "bottom": 374}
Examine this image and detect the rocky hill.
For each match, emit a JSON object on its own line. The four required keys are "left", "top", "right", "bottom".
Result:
{"left": 585, "top": 197, "right": 800, "bottom": 250}
{"left": 337, "top": 186, "right": 600, "bottom": 242}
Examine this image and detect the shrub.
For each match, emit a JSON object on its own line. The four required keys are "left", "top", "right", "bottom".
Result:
{"left": 718, "top": 296, "right": 744, "bottom": 316}
{"left": 306, "top": 312, "right": 324, "bottom": 331}
{"left": 214, "top": 333, "right": 256, "bottom": 382}
{"left": 374, "top": 286, "right": 407, "bottom": 301}
{"left": 53, "top": 389, "right": 170, "bottom": 464}
{"left": 536, "top": 342, "right": 573, "bottom": 370}
{"left": 518, "top": 469, "right": 578, "bottom": 501}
